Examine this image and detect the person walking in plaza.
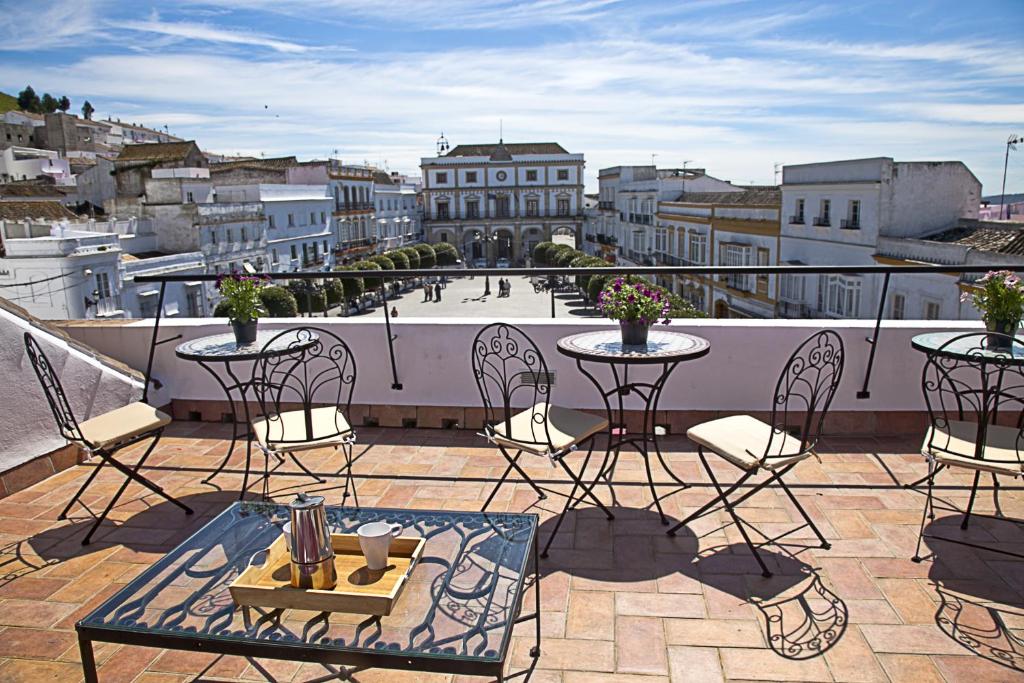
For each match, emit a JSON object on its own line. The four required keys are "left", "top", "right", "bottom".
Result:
{"left": 505, "top": 279, "right": 512, "bottom": 297}
{"left": 434, "top": 282, "right": 442, "bottom": 302}
{"left": 390, "top": 306, "right": 398, "bottom": 318}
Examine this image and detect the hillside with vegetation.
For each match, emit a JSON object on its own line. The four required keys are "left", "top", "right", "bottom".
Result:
{"left": 0, "top": 91, "right": 18, "bottom": 114}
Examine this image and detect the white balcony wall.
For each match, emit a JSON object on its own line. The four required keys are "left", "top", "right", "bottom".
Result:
{"left": 61, "top": 318, "right": 983, "bottom": 415}
{"left": 2, "top": 305, "right": 143, "bottom": 472}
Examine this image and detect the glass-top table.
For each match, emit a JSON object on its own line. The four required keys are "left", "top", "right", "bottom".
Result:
{"left": 76, "top": 502, "right": 540, "bottom": 681}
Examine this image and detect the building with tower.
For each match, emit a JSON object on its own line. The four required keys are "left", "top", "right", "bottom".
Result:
{"left": 420, "top": 137, "right": 584, "bottom": 265}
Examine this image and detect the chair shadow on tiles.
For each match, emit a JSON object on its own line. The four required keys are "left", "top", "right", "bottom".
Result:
{"left": 920, "top": 520, "right": 1024, "bottom": 674}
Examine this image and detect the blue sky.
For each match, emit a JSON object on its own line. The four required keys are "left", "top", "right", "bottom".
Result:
{"left": 1, "top": 0, "right": 1022, "bottom": 192}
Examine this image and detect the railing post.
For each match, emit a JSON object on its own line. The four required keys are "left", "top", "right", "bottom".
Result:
{"left": 550, "top": 283, "right": 556, "bottom": 319}
{"left": 857, "top": 272, "right": 891, "bottom": 400}
{"left": 142, "top": 281, "right": 166, "bottom": 404}
{"left": 381, "top": 277, "right": 402, "bottom": 390}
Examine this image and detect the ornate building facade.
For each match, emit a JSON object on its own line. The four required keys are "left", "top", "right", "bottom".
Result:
{"left": 420, "top": 141, "right": 584, "bottom": 264}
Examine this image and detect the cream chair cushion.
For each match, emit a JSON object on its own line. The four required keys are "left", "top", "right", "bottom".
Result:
{"left": 687, "top": 414, "right": 809, "bottom": 471}
{"left": 78, "top": 402, "right": 171, "bottom": 449}
{"left": 490, "top": 403, "right": 608, "bottom": 456}
{"left": 923, "top": 420, "right": 1024, "bottom": 476}
{"left": 252, "top": 406, "right": 352, "bottom": 453}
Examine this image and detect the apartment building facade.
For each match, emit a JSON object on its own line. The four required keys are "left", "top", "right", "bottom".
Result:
{"left": 658, "top": 188, "right": 781, "bottom": 317}
{"left": 589, "top": 166, "right": 740, "bottom": 265}
{"left": 420, "top": 141, "right": 584, "bottom": 265}
{"left": 214, "top": 184, "right": 335, "bottom": 273}
{"left": 373, "top": 171, "right": 422, "bottom": 253}
{"left": 778, "top": 157, "right": 981, "bottom": 321}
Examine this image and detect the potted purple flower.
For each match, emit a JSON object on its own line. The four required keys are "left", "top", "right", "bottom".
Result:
{"left": 962, "top": 270, "right": 1024, "bottom": 349}
{"left": 216, "top": 272, "right": 271, "bottom": 345}
{"left": 597, "top": 277, "right": 671, "bottom": 345}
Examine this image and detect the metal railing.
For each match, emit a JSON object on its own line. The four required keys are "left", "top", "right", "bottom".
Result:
{"left": 135, "top": 262, "right": 1024, "bottom": 403}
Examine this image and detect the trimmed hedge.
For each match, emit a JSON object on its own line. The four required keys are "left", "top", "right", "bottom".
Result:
{"left": 533, "top": 241, "right": 557, "bottom": 265}
{"left": 416, "top": 243, "right": 439, "bottom": 269}
{"left": 350, "top": 259, "right": 383, "bottom": 289}
{"left": 399, "top": 246, "right": 421, "bottom": 270}
{"left": 261, "top": 286, "right": 298, "bottom": 317}
{"left": 553, "top": 247, "right": 582, "bottom": 268}
{"left": 433, "top": 242, "right": 459, "bottom": 267}
{"left": 333, "top": 264, "right": 366, "bottom": 300}
{"left": 384, "top": 249, "right": 409, "bottom": 270}
{"left": 289, "top": 282, "right": 328, "bottom": 314}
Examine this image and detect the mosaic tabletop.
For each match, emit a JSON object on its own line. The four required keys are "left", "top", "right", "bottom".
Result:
{"left": 557, "top": 329, "right": 711, "bottom": 365}
{"left": 175, "top": 329, "right": 320, "bottom": 362}
{"left": 911, "top": 331, "right": 1024, "bottom": 365}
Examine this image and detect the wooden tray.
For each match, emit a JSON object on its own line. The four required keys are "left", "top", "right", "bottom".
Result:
{"left": 229, "top": 533, "right": 425, "bottom": 616}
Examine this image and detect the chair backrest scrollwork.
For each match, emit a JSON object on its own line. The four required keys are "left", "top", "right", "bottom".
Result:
{"left": 763, "top": 330, "right": 845, "bottom": 461}
{"left": 24, "top": 332, "right": 86, "bottom": 446}
{"left": 250, "top": 327, "right": 357, "bottom": 448}
{"left": 921, "top": 331, "right": 1024, "bottom": 465}
{"left": 471, "top": 323, "right": 554, "bottom": 452}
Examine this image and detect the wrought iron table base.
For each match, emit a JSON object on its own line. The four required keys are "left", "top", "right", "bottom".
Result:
{"left": 574, "top": 358, "right": 689, "bottom": 525}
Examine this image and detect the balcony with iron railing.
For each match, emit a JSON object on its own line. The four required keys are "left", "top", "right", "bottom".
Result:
{"left": 841, "top": 218, "right": 860, "bottom": 230}
{"left": 813, "top": 215, "right": 831, "bottom": 227}
{"left": 6, "top": 260, "right": 1024, "bottom": 682}
{"left": 789, "top": 214, "right": 805, "bottom": 225}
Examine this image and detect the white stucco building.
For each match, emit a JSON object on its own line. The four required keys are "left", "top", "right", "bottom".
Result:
{"left": 658, "top": 187, "right": 782, "bottom": 318}
{"left": 214, "top": 184, "right": 334, "bottom": 273}
{"left": 420, "top": 141, "right": 584, "bottom": 265}
{"left": 0, "top": 146, "right": 73, "bottom": 185}
{"left": 778, "top": 157, "right": 982, "bottom": 320}
{"left": 373, "top": 171, "right": 422, "bottom": 252}
{"left": 589, "top": 166, "right": 740, "bottom": 265}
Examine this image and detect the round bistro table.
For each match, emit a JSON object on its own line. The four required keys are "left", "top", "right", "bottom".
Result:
{"left": 175, "top": 329, "right": 319, "bottom": 498}
{"left": 908, "top": 330, "right": 1024, "bottom": 491}
{"left": 556, "top": 329, "right": 711, "bottom": 524}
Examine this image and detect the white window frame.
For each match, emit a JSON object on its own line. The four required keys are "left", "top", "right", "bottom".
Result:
{"left": 891, "top": 292, "right": 905, "bottom": 320}
{"left": 820, "top": 274, "right": 861, "bottom": 317}
{"left": 688, "top": 232, "right": 707, "bottom": 265}
{"left": 780, "top": 274, "right": 805, "bottom": 303}
{"left": 924, "top": 299, "right": 941, "bottom": 320}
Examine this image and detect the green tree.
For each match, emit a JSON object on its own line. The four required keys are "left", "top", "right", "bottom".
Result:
{"left": 81, "top": 100, "right": 94, "bottom": 120}
{"left": 554, "top": 247, "right": 582, "bottom": 268}
{"left": 384, "top": 249, "right": 409, "bottom": 270}
{"left": 288, "top": 281, "right": 327, "bottom": 314}
{"left": 350, "top": 259, "right": 383, "bottom": 290}
{"left": 324, "top": 279, "right": 344, "bottom": 306}
{"left": 259, "top": 286, "right": 298, "bottom": 317}
{"left": 17, "top": 86, "right": 40, "bottom": 113}
{"left": 333, "top": 265, "right": 366, "bottom": 303}
{"left": 417, "top": 242, "right": 438, "bottom": 270}
{"left": 547, "top": 243, "right": 574, "bottom": 266}
{"left": 40, "top": 93, "right": 59, "bottom": 113}
{"left": 432, "top": 243, "right": 458, "bottom": 267}
{"left": 399, "top": 246, "right": 421, "bottom": 270}
{"left": 57, "top": 95, "right": 70, "bottom": 112}
{"left": 533, "top": 241, "right": 556, "bottom": 265}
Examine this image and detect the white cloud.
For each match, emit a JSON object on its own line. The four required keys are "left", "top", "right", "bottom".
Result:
{"left": 112, "top": 18, "right": 311, "bottom": 53}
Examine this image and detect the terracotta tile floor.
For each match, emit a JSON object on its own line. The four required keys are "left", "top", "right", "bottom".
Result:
{"left": 0, "top": 422, "right": 1022, "bottom": 682}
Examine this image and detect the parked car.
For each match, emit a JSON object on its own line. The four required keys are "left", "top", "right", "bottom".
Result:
{"left": 473, "top": 258, "right": 488, "bottom": 269}
{"left": 496, "top": 258, "right": 510, "bottom": 268}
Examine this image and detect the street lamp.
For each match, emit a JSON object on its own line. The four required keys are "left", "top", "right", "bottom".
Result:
{"left": 474, "top": 230, "right": 498, "bottom": 296}
{"left": 1000, "top": 134, "right": 1022, "bottom": 220}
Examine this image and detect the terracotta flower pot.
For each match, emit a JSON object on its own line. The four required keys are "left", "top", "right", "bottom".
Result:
{"left": 619, "top": 320, "right": 650, "bottom": 346}
{"left": 231, "top": 319, "right": 258, "bottom": 345}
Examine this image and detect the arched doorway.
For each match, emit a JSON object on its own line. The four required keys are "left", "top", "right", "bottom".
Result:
{"left": 462, "top": 230, "right": 483, "bottom": 261}
{"left": 714, "top": 299, "right": 729, "bottom": 318}
{"left": 552, "top": 225, "right": 575, "bottom": 247}
{"left": 493, "top": 229, "right": 513, "bottom": 263}
{"left": 523, "top": 227, "right": 543, "bottom": 263}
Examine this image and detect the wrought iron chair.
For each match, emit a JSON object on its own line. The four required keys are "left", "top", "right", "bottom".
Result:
{"left": 24, "top": 332, "right": 193, "bottom": 545}
{"left": 249, "top": 327, "right": 358, "bottom": 502}
{"left": 667, "top": 330, "right": 845, "bottom": 577}
{"left": 912, "top": 331, "right": 1024, "bottom": 562}
{"left": 472, "top": 323, "right": 613, "bottom": 557}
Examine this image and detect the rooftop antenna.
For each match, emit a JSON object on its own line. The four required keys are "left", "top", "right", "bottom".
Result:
{"left": 651, "top": 153, "right": 658, "bottom": 167}
{"left": 682, "top": 160, "right": 692, "bottom": 169}
{"left": 499, "top": 118, "right": 503, "bottom": 143}
{"left": 436, "top": 132, "right": 449, "bottom": 155}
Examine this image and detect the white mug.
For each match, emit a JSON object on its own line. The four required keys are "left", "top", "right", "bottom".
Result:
{"left": 357, "top": 521, "right": 403, "bottom": 570}
{"left": 282, "top": 521, "right": 292, "bottom": 549}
